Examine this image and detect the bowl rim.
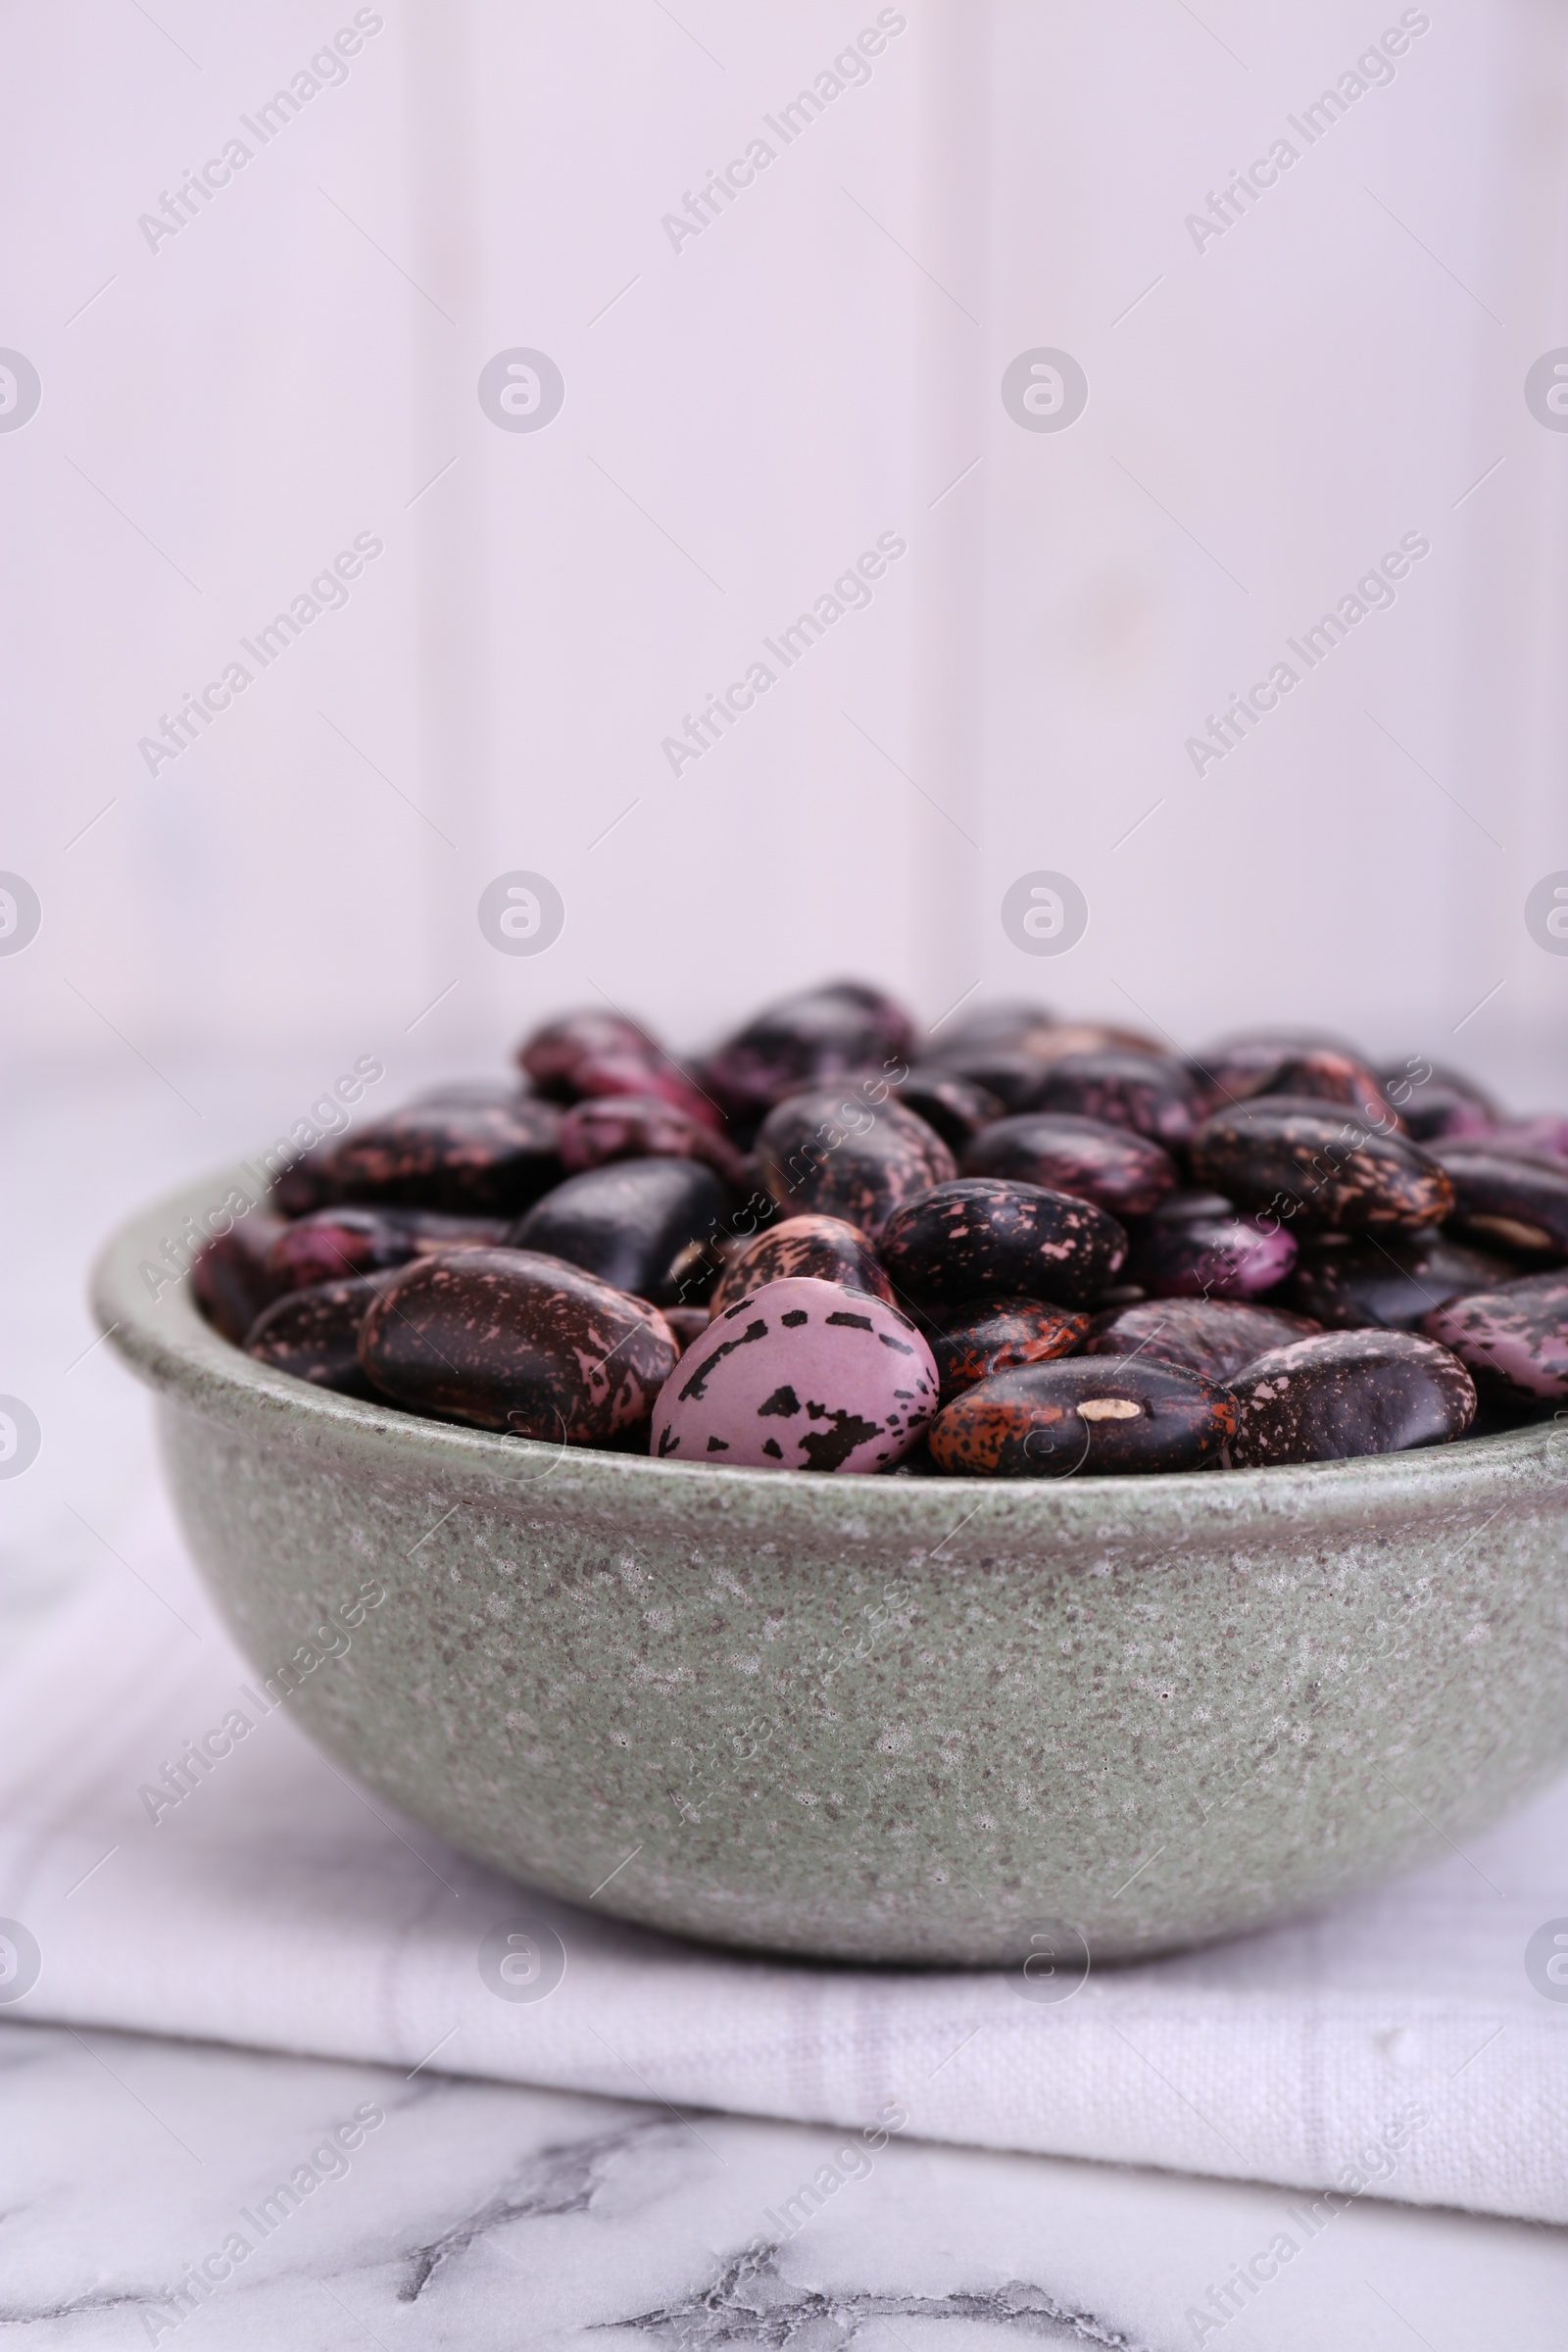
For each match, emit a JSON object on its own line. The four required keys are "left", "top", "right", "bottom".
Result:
{"left": 92, "top": 1159, "right": 1568, "bottom": 1533}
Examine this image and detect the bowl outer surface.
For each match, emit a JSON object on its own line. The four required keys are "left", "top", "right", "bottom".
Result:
{"left": 95, "top": 1166, "right": 1568, "bottom": 1965}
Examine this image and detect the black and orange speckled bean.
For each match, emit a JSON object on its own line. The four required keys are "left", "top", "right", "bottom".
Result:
{"left": 928, "top": 1298, "right": 1089, "bottom": 1403}
{"left": 928, "top": 1355, "right": 1236, "bottom": 1477}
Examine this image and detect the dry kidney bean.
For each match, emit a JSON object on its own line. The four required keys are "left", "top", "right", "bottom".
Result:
{"left": 245, "top": 1271, "right": 406, "bottom": 1398}
{"left": 651, "top": 1276, "right": 937, "bottom": 1472}
{"left": 701, "top": 982, "right": 914, "bottom": 1126}
{"left": 879, "top": 1178, "right": 1127, "bottom": 1308}
{"left": 1251, "top": 1048, "right": 1401, "bottom": 1130}
{"left": 1225, "top": 1331, "right": 1476, "bottom": 1465}
{"left": 518, "top": 1009, "right": 719, "bottom": 1129}
{"left": 1185, "top": 1032, "right": 1355, "bottom": 1114}
{"left": 204, "top": 984, "right": 1563, "bottom": 1479}
{"left": 755, "top": 1087, "right": 955, "bottom": 1240}
{"left": 959, "top": 1112, "right": 1178, "bottom": 1218}
{"left": 266, "top": 1206, "right": 512, "bottom": 1294}
{"left": 1426, "top": 1144, "right": 1568, "bottom": 1261}
{"left": 1420, "top": 1271, "right": 1568, "bottom": 1404}
{"left": 278, "top": 1101, "right": 563, "bottom": 1216}
{"left": 926, "top": 1048, "right": 1055, "bottom": 1112}
{"left": 663, "top": 1305, "right": 711, "bottom": 1349}
{"left": 1028, "top": 1051, "right": 1203, "bottom": 1145}
{"left": 927, "top": 1298, "right": 1089, "bottom": 1402}
{"left": 1087, "top": 1298, "right": 1321, "bottom": 1383}
{"left": 1285, "top": 1231, "right": 1517, "bottom": 1331}
{"left": 570, "top": 1054, "right": 723, "bottom": 1129}
{"left": 706, "top": 1211, "right": 893, "bottom": 1317}
{"left": 1380, "top": 1060, "right": 1496, "bottom": 1142}
{"left": 1190, "top": 1097, "right": 1454, "bottom": 1231}
{"left": 193, "top": 1213, "right": 286, "bottom": 1344}
{"left": 557, "top": 1093, "right": 747, "bottom": 1184}
{"left": 518, "top": 1009, "right": 661, "bottom": 1098}
{"left": 1124, "top": 1198, "right": 1298, "bottom": 1298}
{"left": 360, "top": 1249, "right": 678, "bottom": 1441}
{"left": 510, "top": 1156, "right": 728, "bottom": 1306}
{"left": 888, "top": 1066, "right": 1004, "bottom": 1152}
{"left": 928, "top": 1355, "right": 1237, "bottom": 1477}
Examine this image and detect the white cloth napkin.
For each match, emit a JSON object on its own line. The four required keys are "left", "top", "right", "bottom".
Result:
{"left": 4, "top": 1453, "right": 1566, "bottom": 2229}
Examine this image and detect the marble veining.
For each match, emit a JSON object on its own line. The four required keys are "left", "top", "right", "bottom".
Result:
{"left": 611, "top": 2242, "right": 1152, "bottom": 2348}
{"left": 6, "top": 2020, "right": 1567, "bottom": 2351}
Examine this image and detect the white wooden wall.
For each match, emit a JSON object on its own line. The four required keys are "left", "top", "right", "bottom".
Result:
{"left": 5, "top": 0, "right": 1566, "bottom": 1089}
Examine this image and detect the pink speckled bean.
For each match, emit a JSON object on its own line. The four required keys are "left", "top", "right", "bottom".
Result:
{"left": 652, "top": 1275, "right": 937, "bottom": 1473}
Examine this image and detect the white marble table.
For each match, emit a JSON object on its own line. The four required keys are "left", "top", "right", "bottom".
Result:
{"left": 8, "top": 2014, "right": 1568, "bottom": 2349}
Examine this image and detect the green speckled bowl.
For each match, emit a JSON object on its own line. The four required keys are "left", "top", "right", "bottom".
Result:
{"left": 94, "top": 1166, "right": 1568, "bottom": 1965}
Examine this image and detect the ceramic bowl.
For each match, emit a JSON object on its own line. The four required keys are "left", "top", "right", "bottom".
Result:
{"left": 94, "top": 1164, "right": 1568, "bottom": 1966}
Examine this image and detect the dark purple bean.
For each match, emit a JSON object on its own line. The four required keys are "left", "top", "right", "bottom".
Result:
{"left": 700, "top": 982, "right": 914, "bottom": 1125}
{"left": 1250, "top": 1049, "right": 1401, "bottom": 1131}
{"left": 1087, "top": 1298, "right": 1321, "bottom": 1383}
{"left": 245, "top": 1272, "right": 406, "bottom": 1398}
{"left": 193, "top": 1213, "right": 287, "bottom": 1344}
{"left": 959, "top": 1112, "right": 1177, "bottom": 1219}
{"left": 1421, "top": 1271, "right": 1568, "bottom": 1404}
{"left": 1190, "top": 1096, "right": 1454, "bottom": 1232}
{"left": 567, "top": 1054, "right": 725, "bottom": 1131}
{"left": 664, "top": 1305, "right": 711, "bottom": 1350}
{"left": 1028, "top": 1051, "right": 1203, "bottom": 1146}
{"left": 277, "top": 1100, "right": 563, "bottom": 1217}
{"left": 924, "top": 1049, "right": 1054, "bottom": 1113}
{"left": 266, "top": 1206, "right": 512, "bottom": 1295}
{"left": 1225, "top": 1330, "right": 1476, "bottom": 1465}
{"left": 516, "top": 1008, "right": 724, "bottom": 1131}
{"left": 557, "top": 1094, "right": 748, "bottom": 1185}
{"left": 1186, "top": 1031, "right": 1359, "bottom": 1116}
{"left": 1427, "top": 1145, "right": 1568, "bottom": 1261}
{"left": 510, "top": 1156, "right": 728, "bottom": 1306}
{"left": 706, "top": 1211, "right": 893, "bottom": 1317}
{"left": 879, "top": 1178, "right": 1126, "bottom": 1308}
{"left": 1379, "top": 1060, "right": 1497, "bottom": 1143}
{"left": 929, "top": 1356, "right": 1237, "bottom": 1477}
{"left": 1285, "top": 1230, "right": 1518, "bottom": 1331}
{"left": 360, "top": 1249, "right": 678, "bottom": 1442}
{"left": 517, "top": 1009, "right": 661, "bottom": 1099}
{"left": 928, "top": 1298, "right": 1089, "bottom": 1403}
{"left": 888, "top": 1066, "right": 1004, "bottom": 1152}
{"left": 755, "top": 1087, "right": 955, "bottom": 1241}
{"left": 1124, "top": 1203, "right": 1298, "bottom": 1298}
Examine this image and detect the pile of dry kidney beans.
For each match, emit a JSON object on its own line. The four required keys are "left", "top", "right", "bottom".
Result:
{"left": 192, "top": 983, "right": 1568, "bottom": 1478}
